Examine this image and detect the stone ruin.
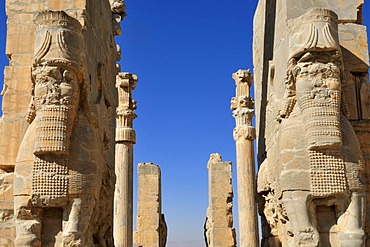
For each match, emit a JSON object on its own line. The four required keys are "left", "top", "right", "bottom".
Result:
{"left": 204, "top": 153, "right": 236, "bottom": 247}
{"left": 254, "top": 1, "right": 370, "bottom": 247}
{"left": 0, "top": 0, "right": 121, "bottom": 244}
{"left": 0, "top": 0, "right": 368, "bottom": 247}
{"left": 134, "top": 163, "right": 167, "bottom": 247}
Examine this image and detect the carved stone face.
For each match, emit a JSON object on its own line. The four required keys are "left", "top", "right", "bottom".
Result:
{"left": 32, "top": 65, "right": 80, "bottom": 155}
{"left": 295, "top": 52, "right": 341, "bottom": 94}
{"left": 294, "top": 51, "right": 343, "bottom": 150}
{"left": 33, "top": 66, "right": 79, "bottom": 110}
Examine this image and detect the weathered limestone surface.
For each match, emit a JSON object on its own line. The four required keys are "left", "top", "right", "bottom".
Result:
{"left": 134, "top": 163, "right": 167, "bottom": 247}
{"left": 231, "top": 70, "right": 259, "bottom": 247}
{"left": 285, "top": 0, "right": 364, "bottom": 22}
{"left": 254, "top": 2, "right": 369, "bottom": 246}
{"left": 204, "top": 153, "right": 236, "bottom": 247}
{"left": 0, "top": 0, "right": 122, "bottom": 245}
{"left": 114, "top": 72, "right": 137, "bottom": 247}
{"left": 0, "top": 171, "right": 15, "bottom": 246}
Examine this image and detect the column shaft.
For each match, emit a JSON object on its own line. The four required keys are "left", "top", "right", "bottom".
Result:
{"left": 114, "top": 142, "right": 133, "bottom": 247}
{"left": 236, "top": 140, "right": 259, "bottom": 247}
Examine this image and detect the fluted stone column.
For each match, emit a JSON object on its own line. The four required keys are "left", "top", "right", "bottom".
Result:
{"left": 231, "top": 69, "right": 259, "bottom": 247}
{"left": 114, "top": 72, "right": 138, "bottom": 247}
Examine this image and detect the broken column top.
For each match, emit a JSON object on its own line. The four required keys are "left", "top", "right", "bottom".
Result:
{"left": 208, "top": 153, "right": 222, "bottom": 162}
{"left": 138, "top": 162, "right": 161, "bottom": 175}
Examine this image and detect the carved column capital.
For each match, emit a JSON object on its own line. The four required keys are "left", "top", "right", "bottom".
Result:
{"left": 232, "top": 69, "right": 253, "bottom": 88}
{"left": 116, "top": 72, "right": 138, "bottom": 91}
{"left": 232, "top": 108, "right": 254, "bottom": 126}
{"left": 116, "top": 72, "right": 137, "bottom": 143}
{"left": 233, "top": 125, "right": 256, "bottom": 141}
{"left": 116, "top": 127, "right": 136, "bottom": 143}
{"left": 231, "top": 69, "right": 255, "bottom": 140}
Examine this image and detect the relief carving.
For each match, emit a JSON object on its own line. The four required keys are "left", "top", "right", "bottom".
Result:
{"left": 13, "top": 11, "right": 102, "bottom": 246}
{"left": 259, "top": 9, "right": 366, "bottom": 247}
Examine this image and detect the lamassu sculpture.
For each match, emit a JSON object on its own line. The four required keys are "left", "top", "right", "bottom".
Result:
{"left": 258, "top": 9, "right": 366, "bottom": 247}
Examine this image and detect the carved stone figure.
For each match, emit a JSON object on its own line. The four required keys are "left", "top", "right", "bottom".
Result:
{"left": 13, "top": 11, "right": 112, "bottom": 246}
{"left": 258, "top": 9, "right": 366, "bottom": 247}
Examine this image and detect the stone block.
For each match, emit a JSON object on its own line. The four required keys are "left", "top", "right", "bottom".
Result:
{"left": 285, "top": 0, "right": 363, "bottom": 22}
{"left": 339, "top": 23, "right": 369, "bottom": 70}
{"left": 5, "top": 32, "right": 35, "bottom": 56}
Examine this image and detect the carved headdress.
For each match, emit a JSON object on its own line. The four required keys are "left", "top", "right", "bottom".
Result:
{"left": 288, "top": 8, "right": 341, "bottom": 60}
{"left": 33, "top": 11, "right": 86, "bottom": 81}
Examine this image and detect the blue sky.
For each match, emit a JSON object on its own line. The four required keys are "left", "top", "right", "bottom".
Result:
{"left": 116, "top": 1, "right": 255, "bottom": 245}
{"left": 0, "top": 1, "right": 369, "bottom": 246}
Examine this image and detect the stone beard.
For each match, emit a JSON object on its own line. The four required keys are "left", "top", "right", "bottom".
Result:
{"left": 29, "top": 65, "right": 80, "bottom": 205}
{"left": 31, "top": 66, "right": 80, "bottom": 155}
{"left": 295, "top": 51, "right": 342, "bottom": 151}
{"left": 292, "top": 51, "right": 348, "bottom": 197}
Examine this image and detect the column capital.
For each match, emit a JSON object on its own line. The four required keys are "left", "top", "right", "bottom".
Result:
{"left": 233, "top": 125, "right": 256, "bottom": 141}
{"left": 231, "top": 69, "right": 254, "bottom": 111}
{"left": 116, "top": 72, "right": 138, "bottom": 90}
{"left": 231, "top": 69, "right": 255, "bottom": 131}
{"left": 232, "top": 69, "right": 253, "bottom": 88}
{"left": 116, "top": 72, "right": 137, "bottom": 132}
{"left": 116, "top": 127, "right": 136, "bottom": 143}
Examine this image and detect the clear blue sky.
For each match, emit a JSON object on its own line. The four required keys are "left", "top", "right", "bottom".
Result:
{"left": 0, "top": 1, "right": 369, "bottom": 246}
{"left": 116, "top": 1, "right": 256, "bottom": 245}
